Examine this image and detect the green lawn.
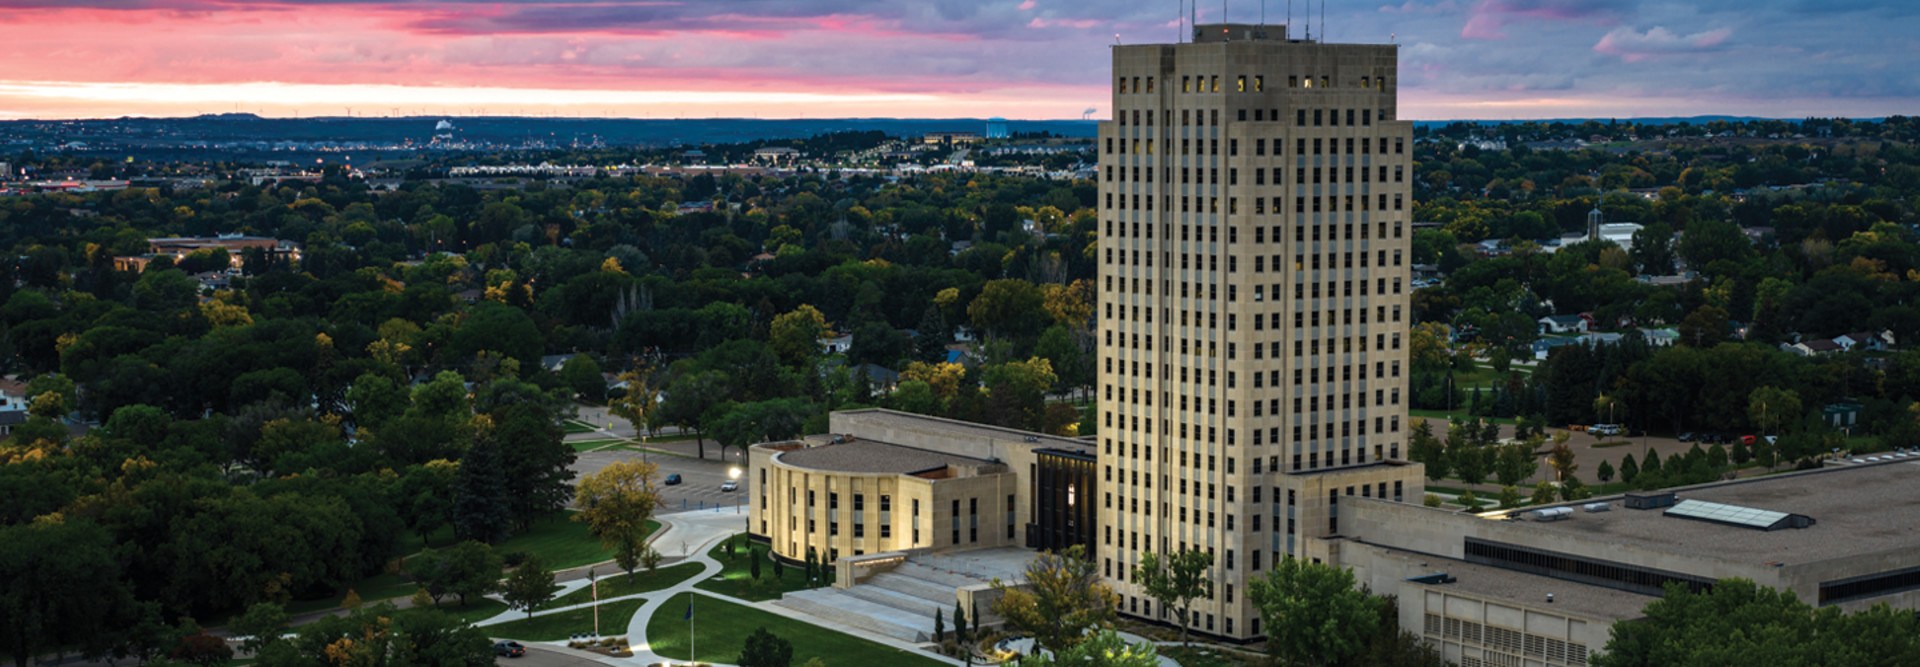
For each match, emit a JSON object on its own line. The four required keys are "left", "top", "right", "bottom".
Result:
{"left": 489, "top": 597, "right": 647, "bottom": 641}
{"left": 647, "top": 592, "right": 946, "bottom": 667}
{"left": 1410, "top": 410, "right": 1521, "bottom": 425}
{"left": 569, "top": 438, "right": 624, "bottom": 452}
{"left": 691, "top": 537, "right": 823, "bottom": 602}
{"left": 497, "top": 512, "right": 615, "bottom": 571}
{"left": 1160, "top": 645, "right": 1242, "bottom": 667}
{"left": 539, "top": 561, "right": 700, "bottom": 610}
{"left": 563, "top": 420, "right": 599, "bottom": 434}
{"left": 637, "top": 432, "right": 704, "bottom": 443}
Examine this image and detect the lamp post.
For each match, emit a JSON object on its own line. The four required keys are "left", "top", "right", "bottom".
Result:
{"left": 730, "top": 467, "right": 742, "bottom": 513}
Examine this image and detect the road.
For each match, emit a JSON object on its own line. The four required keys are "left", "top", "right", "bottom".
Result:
{"left": 572, "top": 448, "right": 750, "bottom": 514}
{"left": 498, "top": 644, "right": 610, "bottom": 667}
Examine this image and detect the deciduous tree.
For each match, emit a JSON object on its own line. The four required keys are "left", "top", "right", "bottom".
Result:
{"left": 990, "top": 545, "right": 1115, "bottom": 657}
{"left": 1249, "top": 557, "right": 1383, "bottom": 667}
{"left": 1131, "top": 549, "right": 1213, "bottom": 646}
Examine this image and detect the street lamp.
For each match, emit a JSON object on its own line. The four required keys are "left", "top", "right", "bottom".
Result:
{"left": 730, "top": 467, "right": 742, "bottom": 513}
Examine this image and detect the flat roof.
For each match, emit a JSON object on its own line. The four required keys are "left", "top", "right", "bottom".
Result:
{"left": 1522, "top": 460, "right": 1920, "bottom": 563}
{"left": 831, "top": 408, "right": 1089, "bottom": 452}
{"left": 772, "top": 438, "right": 998, "bottom": 475}
{"left": 1368, "top": 546, "right": 1655, "bottom": 621}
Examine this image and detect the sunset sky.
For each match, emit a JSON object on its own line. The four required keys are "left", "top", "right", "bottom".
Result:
{"left": 0, "top": 0, "right": 1914, "bottom": 121}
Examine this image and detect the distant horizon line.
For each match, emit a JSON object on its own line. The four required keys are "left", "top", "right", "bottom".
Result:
{"left": 0, "top": 113, "right": 1896, "bottom": 124}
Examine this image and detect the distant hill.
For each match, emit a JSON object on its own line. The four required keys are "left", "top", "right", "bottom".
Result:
{"left": 1408, "top": 116, "right": 1886, "bottom": 128}
{"left": 1, "top": 116, "right": 1101, "bottom": 148}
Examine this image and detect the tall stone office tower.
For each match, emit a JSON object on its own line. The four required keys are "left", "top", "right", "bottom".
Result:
{"left": 1095, "top": 23, "right": 1423, "bottom": 641}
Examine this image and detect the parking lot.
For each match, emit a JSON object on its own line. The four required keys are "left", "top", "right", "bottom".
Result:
{"left": 571, "top": 449, "right": 750, "bottom": 512}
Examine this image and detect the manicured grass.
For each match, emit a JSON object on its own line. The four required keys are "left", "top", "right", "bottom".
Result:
{"left": 540, "top": 561, "right": 701, "bottom": 610}
{"left": 1160, "top": 645, "right": 1241, "bottom": 667}
{"left": 691, "top": 537, "right": 823, "bottom": 602}
{"left": 1591, "top": 440, "right": 1634, "bottom": 448}
{"left": 570, "top": 438, "right": 625, "bottom": 452}
{"left": 637, "top": 432, "right": 704, "bottom": 443}
{"left": 1410, "top": 410, "right": 1521, "bottom": 425}
{"left": 647, "top": 592, "right": 947, "bottom": 667}
{"left": 441, "top": 598, "right": 511, "bottom": 624}
{"left": 563, "top": 420, "right": 600, "bottom": 434}
{"left": 497, "top": 512, "right": 615, "bottom": 571}
{"left": 488, "top": 597, "right": 647, "bottom": 641}
{"left": 279, "top": 571, "right": 424, "bottom": 617}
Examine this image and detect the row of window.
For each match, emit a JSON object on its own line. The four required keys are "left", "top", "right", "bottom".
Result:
{"left": 1103, "top": 222, "right": 1394, "bottom": 249}
{"left": 1116, "top": 74, "right": 1389, "bottom": 95}
{"left": 1106, "top": 192, "right": 1405, "bottom": 215}
{"left": 1100, "top": 441, "right": 1403, "bottom": 475}
{"left": 1100, "top": 412, "right": 1403, "bottom": 448}
{"left": 1425, "top": 614, "right": 1589, "bottom": 666}
{"left": 1106, "top": 134, "right": 1405, "bottom": 156}
{"left": 1103, "top": 361, "right": 1401, "bottom": 387}
{"left": 1106, "top": 164, "right": 1405, "bottom": 187}
{"left": 1102, "top": 384, "right": 1401, "bottom": 415}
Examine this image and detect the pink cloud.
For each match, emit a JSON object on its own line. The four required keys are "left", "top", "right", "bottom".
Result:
{"left": 1460, "top": 0, "right": 1624, "bottom": 39}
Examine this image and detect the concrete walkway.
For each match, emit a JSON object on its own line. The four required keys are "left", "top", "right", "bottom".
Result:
{"left": 474, "top": 508, "right": 966, "bottom": 667}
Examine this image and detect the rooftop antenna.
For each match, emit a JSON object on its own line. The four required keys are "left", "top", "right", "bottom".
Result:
{"left": 1321, "top": 0, "right": 1325, "bottom": 41}
{"left": 1179, "top": 0, "right": 1184, "bottom": 42}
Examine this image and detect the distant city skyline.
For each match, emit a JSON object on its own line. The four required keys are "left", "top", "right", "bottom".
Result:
{"left": 0, "top": 0, "right": 1913, "bottom": 121}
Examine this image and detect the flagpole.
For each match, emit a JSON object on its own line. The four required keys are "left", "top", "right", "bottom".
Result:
{"left": 689, "top": 592, "right": 695, "bottom": 666}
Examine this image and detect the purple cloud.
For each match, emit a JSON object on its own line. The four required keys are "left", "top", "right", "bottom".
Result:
{"left": 1594, "top": 25, "right": 1733, "bottom": 61}
{"left": 1460, "top": 0, "right": 1626, "bottom": 39}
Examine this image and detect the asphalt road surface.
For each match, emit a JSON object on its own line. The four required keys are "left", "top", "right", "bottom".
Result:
{"left": 499, "top": 644, "right": 607, "bottom": 667}
{"left": 572, "top": 449, "right": 751, "bottom": 513}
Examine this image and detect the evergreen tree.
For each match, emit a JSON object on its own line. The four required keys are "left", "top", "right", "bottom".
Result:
{"left": 1643, "top": 450, "right": 1663, "bottom": 476}
{"left": 1620, "top": 453, "right": 1640, "bottom": 483}
{"left": 915, "top": 307, "right": 949, "bottom": 364}
{"left": 1597, "top": 459, "right": 1615, "bottom": 483}
{"left": 452, "top": 434, "right": 513, "bottom": 544}
{"left": 935, "top": 608, "right": 946, "bottom": 642}
{"left": 750, "top": 547, "right": 763, "bottom": 580}
{"left": 954, "top": 597, "right": 969, "bottom": 643}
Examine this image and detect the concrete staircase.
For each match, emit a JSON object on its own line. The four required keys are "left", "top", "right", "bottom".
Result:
{"left": 774, "top": 588, "right": 933, "bottom": 642}
{"left": 770, "top": 561, "right": 975, "bottom": 643}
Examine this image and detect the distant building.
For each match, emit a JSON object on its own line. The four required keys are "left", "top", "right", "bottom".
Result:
{"left": 922, "top": 131, "right": 981, "bottom": 145}
{"left": 752, "top": 147, "right": 802, "bottom": 163}
{"left": 1539, "top": 315, "right": 1589, "bottom": 334}
{"left": 985, "top": 117, "right": 1009, "bottom": 139}
{"left": 1822, "top": 401, "right": 1863, "bottom": 429}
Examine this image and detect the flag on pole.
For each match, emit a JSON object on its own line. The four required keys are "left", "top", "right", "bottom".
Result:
{"left": 684, "top": 596, "right": 693, "bottom": 620}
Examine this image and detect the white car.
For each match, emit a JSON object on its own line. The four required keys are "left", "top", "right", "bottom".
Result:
{"left": 720, "top": 481, "right": 738, "bottom": 492}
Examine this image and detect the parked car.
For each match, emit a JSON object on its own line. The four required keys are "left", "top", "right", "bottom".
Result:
{"left": 1739, "top": 435, "right": 1758, "bottom": 446}
{"left": 494, "top": 641, "right": 526, "bottom": 658}
{"left": 1678, "top": 432, "right": 1697, "bottom": 442}
{"left": 720, "top": 480, "right": 738, "bottom": 492}
{"left": 664, "top": 474, "right": 682, "bottom": 486}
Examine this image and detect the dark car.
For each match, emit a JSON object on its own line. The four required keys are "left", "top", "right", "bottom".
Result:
{"left": 664, "top": 474, "right": 682, "bottom": 486}
{"left": 1678, "top": 432, "right": 1697, "bottom": 442}
{"left": 493, "top": 641, "right": 525, "bottom": 658}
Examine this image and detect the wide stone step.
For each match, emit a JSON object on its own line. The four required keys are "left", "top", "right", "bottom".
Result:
{"left": 840, "top": 584, "right": 945, "bottom": 618}
{"left": 773, "top": 592, "right": 930, "bottom": 643}
{"left": 866, "top": 572, "right": 959, "bottom": 605}
{"left": 895, "top": 561, "right": 990, "bottom": 589}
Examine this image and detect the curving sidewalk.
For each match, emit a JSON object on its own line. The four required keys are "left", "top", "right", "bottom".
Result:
{"left": 476, "top": 508, "right": 978, "bottom": 667}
